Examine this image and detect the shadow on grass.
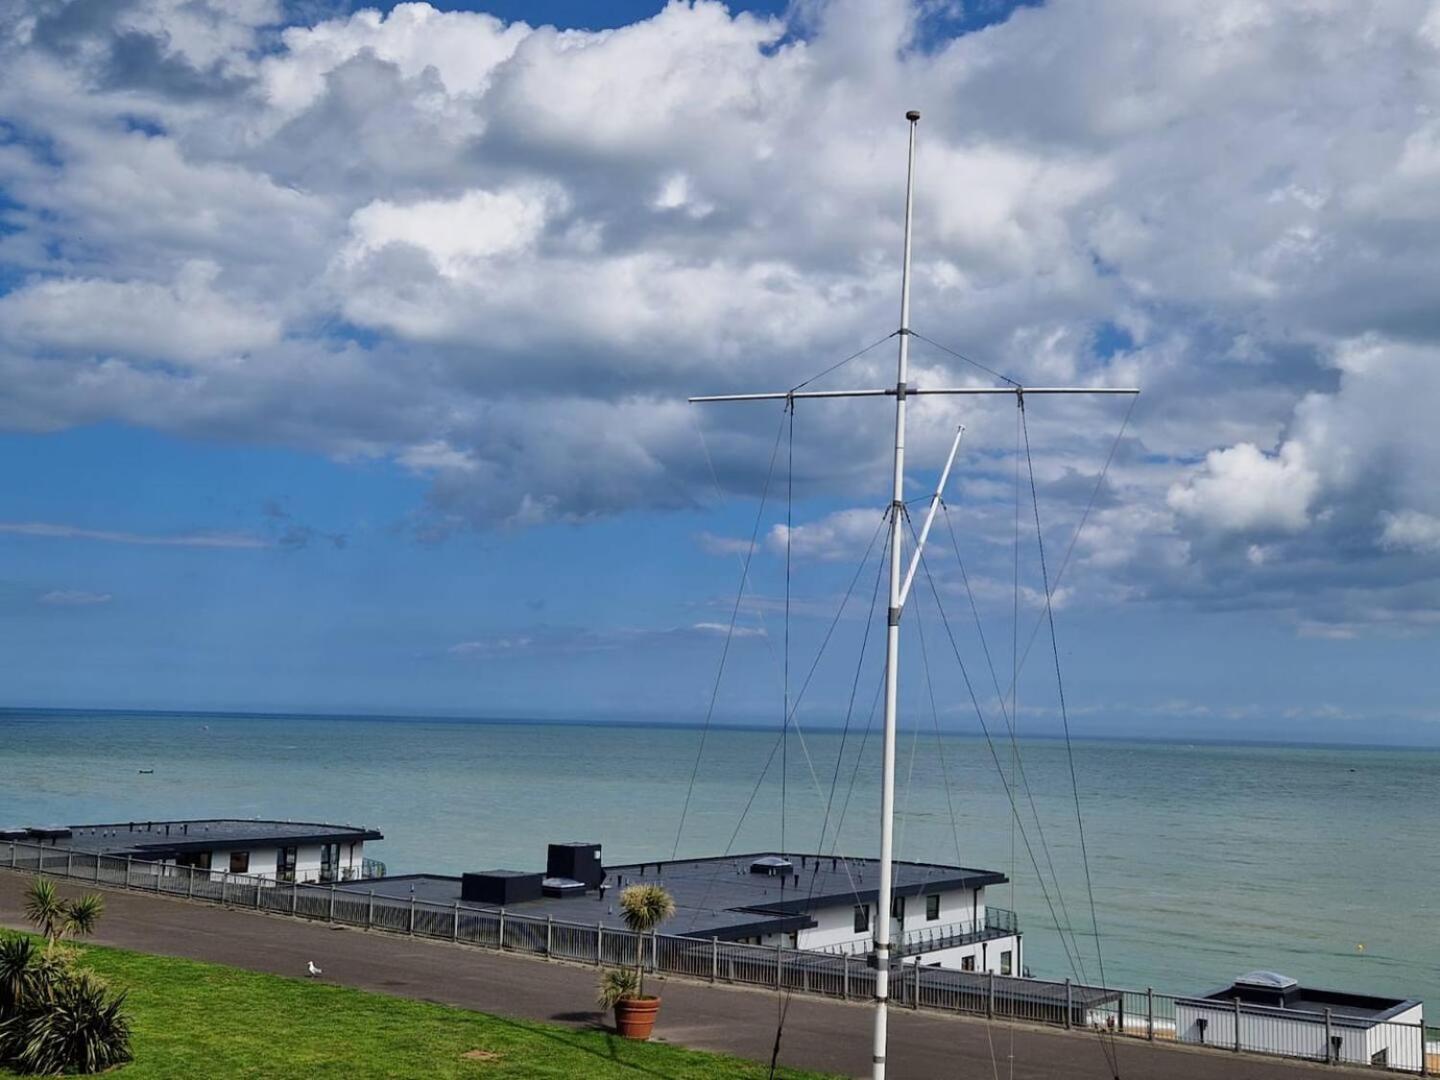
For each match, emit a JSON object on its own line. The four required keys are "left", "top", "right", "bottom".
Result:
{"left": 486, "top": 1013, "right": 691, "bottom": 1079}
{"left": 550, "top": 1009, "right": 607, "bottom": 1025}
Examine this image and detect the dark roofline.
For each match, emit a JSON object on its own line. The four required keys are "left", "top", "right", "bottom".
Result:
{"left": 610, "top": 851, "right": 1006, "bottom": 890}
{"left": 63, "top": 819, "right": 383, "bottom": 855}
{"left": 128, "top": 829, "right": 383, "bottom": 856}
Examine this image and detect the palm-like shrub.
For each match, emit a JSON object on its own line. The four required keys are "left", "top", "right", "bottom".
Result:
{"left": 4, "top": 970, "right": 131, "bottom": 1076}
{"left": 23, "top": 879, "right": 104, "bottom": 947}
{"left": 595, "top": 966, "right": 641, "bottom": 1010}
{"left": 0, "top": 882, "right": 131, "bottom": 1074}
{"left": 616, "top": 884, "right": 675, "bottom": 1000}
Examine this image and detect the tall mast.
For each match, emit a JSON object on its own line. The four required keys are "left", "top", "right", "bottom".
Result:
{"left": 871, "top": 107, "right": 920, "bottom": 1080}
{"left": 687, "top": 109, "right": 1138, "bottom": 1080}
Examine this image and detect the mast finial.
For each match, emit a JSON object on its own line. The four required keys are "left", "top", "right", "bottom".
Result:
{"left": 905, "top": 109, "right": 920, "bottom": 122}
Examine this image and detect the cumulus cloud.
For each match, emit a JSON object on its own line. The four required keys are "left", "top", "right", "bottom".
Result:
{"left": 3, "top": 0, "right": 1440, "bottom": 632}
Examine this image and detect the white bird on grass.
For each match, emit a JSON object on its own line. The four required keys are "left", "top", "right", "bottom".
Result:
{"left": 306, "top": 961, "right": 322, "bottom": 978}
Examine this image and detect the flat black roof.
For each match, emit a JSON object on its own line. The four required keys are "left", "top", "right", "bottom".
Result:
{"left": 331, "top": 851, "right": 1006, "bottom": 940}
{"left": 5, "top": 819, "right": 382, "bottom": 858}
{"left": 1181, "top": 981, "right": 1422, "bottom": 1025}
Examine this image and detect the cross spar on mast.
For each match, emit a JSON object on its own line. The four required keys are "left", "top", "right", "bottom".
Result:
{"left": 686, "top": 111, "right": 1138, "bottom": 1080}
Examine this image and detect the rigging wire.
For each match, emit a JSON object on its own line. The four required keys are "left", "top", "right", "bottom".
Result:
{"left": 782, "top": 399, "right": 794, "bottom": 854}
{"left": 789, "top": 331, "right": 899, "bottom": 393}
{"left": 908, "top": 330, "right": 1021, "bottom": 387}
{"left": 943, "top": 502, "right": 1091, "bottom": 982}
{"left": 672, "top": 405, "right": 790, "bottom": 860}
{"left": 1020, "top": 398, "right": 1121, "bottom": 1077}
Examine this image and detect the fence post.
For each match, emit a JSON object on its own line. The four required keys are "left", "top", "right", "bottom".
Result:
{"left": 1146, "top": 988, "right": 1154, "bottom": 1041}
{"left": 1419, "top": 1021, "right": 1428, "bottom": 1076}
{"left": 913, "top": 962, "right": 921, "bottom": 1010}
{"left": 1118, "top": 992, "right": 1125, "bottom": 1037}
{"left": 712, "top": 937, "right": 719, "bottom": 983}
{"left": 988, "top": 971, "right": 995, "bottom": 1018}
{"left": 651, "top": 931, "right": 658, "bottom": 974}
{"left": 94, "top": 855, "right": 102, "bottom": 884}
{"left": 367, "top": 890, "right": 374, "bottom": 930}
{"left": 187, "top": 866, "right": 195, "bottom": 900}
{"left": 545, "top": 916, "right": 553, "bottom": 958}
{"left": 8, "top": 842, "right": 14, "bottom": 868}
{"left": 66, "top": 850, "right": 73, "bottom": 878}
{"left": 498, "top": 908, "right": 505, "bottom": 950}
{"left": 843, "top": 953, "right": 850, "bottom": 999}
{"left": 329, "top": 885, "right": 336, "bottom": 923}
{"left": 453, "top": 902, "right": 460, "bottom": 941}
{"left": 1323, "top": 1008, "right": 1333, "bottom": 1064}
{"left": 292, "top": 881, "right": 298, "bottom": 914}
{"left": 408, "top": 895, "right": 416, "bottom": 935}
{"left": 776, "top": 942, "right": 783, "bottom": 989}
{"left": 596, "top": 924, "right": 603, "bottom": 966}
{"left": 125, "top": 854, "right": 133, "bottom": 888}
{"left": 1233, "top": 997, "right": 1241, "bottom": 1053}
{"left": 254, "top": 878, "right": 261, "bottom": 909}
{"left": 221, "top": 873, "right": 228, "bottom": 905}
{"left": 1065, "top": 979, "right": 1073, "bottom": 1029}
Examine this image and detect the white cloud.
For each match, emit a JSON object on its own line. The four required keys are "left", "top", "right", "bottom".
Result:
{"left": 38, "top": 590, "right": 113, "bottom": 606}
{"left": 1379, "top": 510, "right": 1440, "bottom": 554}
{"left": 1167, "top": 441, "right": 1319, "bottom": 534}
{"left": 3, "top": 0, "right": 1440, "bottom": 632}
{"left": 0, "top": 522, "right": 269, "bottom": 548}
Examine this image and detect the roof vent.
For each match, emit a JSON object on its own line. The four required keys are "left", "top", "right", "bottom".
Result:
{"left": 541, "top": 876, "right": 587, "bottom": 898}
{"left": 1235, "top": 971, "right": 1298, "bottom": 991}
{"left": 750, "top": 856, "right": 794, "bottom": 877}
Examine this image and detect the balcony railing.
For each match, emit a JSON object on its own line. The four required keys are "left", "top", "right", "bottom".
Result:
{"left": 814, "top": 906, "right": 1019, "bottom": 958}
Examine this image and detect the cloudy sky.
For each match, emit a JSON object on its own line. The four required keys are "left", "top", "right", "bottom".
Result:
{"left": 2, "top": 0, "right": 1439, "bottom": 744}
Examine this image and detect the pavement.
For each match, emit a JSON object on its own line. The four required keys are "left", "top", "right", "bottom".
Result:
{"left": 0, "top": 869, "right": 1381, "bottom": 1079}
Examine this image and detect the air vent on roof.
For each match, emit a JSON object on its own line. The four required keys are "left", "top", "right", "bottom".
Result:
{"left": 462, "top": 870, "right": 542, "bottom": 906}
{"left": 1235, "top": 971, "right": 1298, "bottom": 991}
{"left": 750, "top": 856, "right": 794, "bottom": 877}
{"left": 541, "top": 876, "right": 587, "bottom": 898}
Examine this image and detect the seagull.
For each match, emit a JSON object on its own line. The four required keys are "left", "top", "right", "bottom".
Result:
{"left": 306, "top": 961, "right": 322, "bottom": 978}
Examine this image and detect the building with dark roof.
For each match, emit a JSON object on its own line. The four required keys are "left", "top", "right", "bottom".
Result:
{"left": 331, "top": 842, "right": 1022, "bottom": 974}
{"left": 0, "top": 819, "right": 383, "bottom": 884}
{"left": 1176, "top": 971, "right": 1425, "bottom": 1071}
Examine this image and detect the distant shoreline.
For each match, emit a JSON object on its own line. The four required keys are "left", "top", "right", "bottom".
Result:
{"left": 1, "top": 704, "right": 1435, "bottom": 753}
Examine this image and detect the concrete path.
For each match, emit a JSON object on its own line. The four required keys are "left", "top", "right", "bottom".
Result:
{"left": 0, "top": 870, "right": 1376, "bottom": 1079}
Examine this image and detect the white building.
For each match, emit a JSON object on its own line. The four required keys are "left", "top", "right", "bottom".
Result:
{"left": 3, "top": 819, "right": 384, "bottom": 885}
{"left": 338, "top": 845, "right": 1022, "bottom": 975}
{"left": 1176, "top": 971, "right": 1426, "bottom": 1072}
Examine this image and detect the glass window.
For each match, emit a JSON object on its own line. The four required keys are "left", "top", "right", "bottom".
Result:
{"left": 320, "top": 842, "right": 338, "bottom": 883}
{"left": 890, "top": 895, "right": 905, "bottom": 921}
{"left": 177, "top": 851, "right": 211, "bottom": 870}
{"left": 276, "top": 845, "right": 297, "bottom": 883}
{"left": 229, "top": 851, "right": 249, "bottom": 874}
{"left": 853, "top": 904, "right": 869, "bottom": 933}
{"left": 961, "top": 955, "right": 976, "bottom": 972}
{"left": 926, "top": 894, "right": 940, "bottom": 921}
{"left": 1000, "top": 950, "right": 1012, "bottom": 976}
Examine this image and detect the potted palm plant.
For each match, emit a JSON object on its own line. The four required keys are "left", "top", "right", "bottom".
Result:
{"left": 596, "top": 883, "right": 675, "bottom": 1040}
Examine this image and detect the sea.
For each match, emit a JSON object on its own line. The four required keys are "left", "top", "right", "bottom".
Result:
{"left": 2, "top": 709, "right": 1436, "bottom": 1009}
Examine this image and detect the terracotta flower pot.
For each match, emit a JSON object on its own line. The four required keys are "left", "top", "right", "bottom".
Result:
{"left": 614, "top": 995, "right": 662, "bottom": 1040}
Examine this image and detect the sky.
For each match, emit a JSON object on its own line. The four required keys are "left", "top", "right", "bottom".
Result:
{"left": 2, "top": 0, "right": 1440, "bottom": 744}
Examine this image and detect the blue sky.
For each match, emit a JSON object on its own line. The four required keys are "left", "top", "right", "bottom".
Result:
{"left": 2, "top": 0, "right": 1440, "bottom": 744}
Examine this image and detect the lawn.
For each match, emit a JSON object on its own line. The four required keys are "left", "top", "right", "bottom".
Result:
{"left": 3, "top": 939, "right": 839, "bottom": 1079}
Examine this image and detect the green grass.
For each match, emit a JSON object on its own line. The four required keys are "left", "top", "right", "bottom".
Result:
{"left": 2, "top": 939, "right": 838, "bottom": 1079}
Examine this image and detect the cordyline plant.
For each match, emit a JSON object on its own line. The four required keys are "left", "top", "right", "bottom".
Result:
{"left": 0, "top": 880, "right": 131, "bottom": 1075}
{"left": 621, "top": 884, "right": 674, "bottom": 999}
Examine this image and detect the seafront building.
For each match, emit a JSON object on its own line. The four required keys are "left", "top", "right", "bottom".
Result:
{"left": 0, "top": 819, "right": 383, "bottom": 884}
{"left": 332, "top": 841, "right": 1024, "bottom": 975}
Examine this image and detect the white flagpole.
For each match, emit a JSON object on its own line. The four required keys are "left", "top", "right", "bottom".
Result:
{"left": 872, "top": 107, "right": 921, "bottom": 1080}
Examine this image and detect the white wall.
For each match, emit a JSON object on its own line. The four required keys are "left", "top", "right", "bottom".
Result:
{"left": 1175, "top": 1000, "right": 1425, "bottom": 1072}
{"left": 161, "top": 839, "right": 365, "bottom": 883}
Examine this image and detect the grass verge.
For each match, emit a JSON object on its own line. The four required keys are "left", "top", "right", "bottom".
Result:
{"left": 2, "top": 938, "right": 837, "bottom": 1079}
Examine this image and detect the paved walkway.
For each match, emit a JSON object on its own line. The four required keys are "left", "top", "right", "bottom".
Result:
{"left": 0, "top": 870, "right": 1377, "bottom": 1079}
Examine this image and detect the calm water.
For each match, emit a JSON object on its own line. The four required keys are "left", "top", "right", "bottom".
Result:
{"left": 2, "top": 710, "right": 1436, "bottom": 1005}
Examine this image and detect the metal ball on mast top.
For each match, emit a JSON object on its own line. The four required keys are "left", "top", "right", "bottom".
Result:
{"left": 689, "top": 110, "right": 1138, "bottom": 1079}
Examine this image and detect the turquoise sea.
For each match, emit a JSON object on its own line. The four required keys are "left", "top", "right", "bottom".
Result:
{"left": 2, "top": 709, "right": 1436, "bottom": 1007}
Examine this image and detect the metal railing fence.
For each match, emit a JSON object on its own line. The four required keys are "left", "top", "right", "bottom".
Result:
{"left": 2, "top": 840, "right": 1429, "bottom": 1074}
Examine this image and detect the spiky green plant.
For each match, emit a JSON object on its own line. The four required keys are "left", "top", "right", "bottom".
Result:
{"left": 596, "top": 966, "right": 641, "bottom": 1009}
{"left": 22, "top": 879, "right": 104, "bottom": 947}
{"left": 4, "top": 970, "right": 131, "bottom": 1075}
{"left": 0, "top": 936, "right": 38, "bottom": 1016}
{"left": 617, "top": 884, "right": 675, "bottom": 999}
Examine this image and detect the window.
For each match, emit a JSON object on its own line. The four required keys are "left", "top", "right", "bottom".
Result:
{"left": 320, "top": 842, "right": 339, "bottom": 883}
{"left": 176, "top": 851, "right": 211, "bottom": 871}
{"left": 890, "top": 895, "right": 905, "bottom": 921}
{"left": 1000, "top": 950, "right": 1012, "bottom": 976}
{"left": 229, "top": 851, "right": 249, "bottom": 874}
{"left": 853, "top": 904, "right": 870, "bottom": 933}
{"left": 276, "top": 846, "right": 298, "bottom": 883}
{"left": 926, "top": 894, "right": 940, "bottom": 921}
{"left": 961, "top": 956, "right": 976, "bottom": 972}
